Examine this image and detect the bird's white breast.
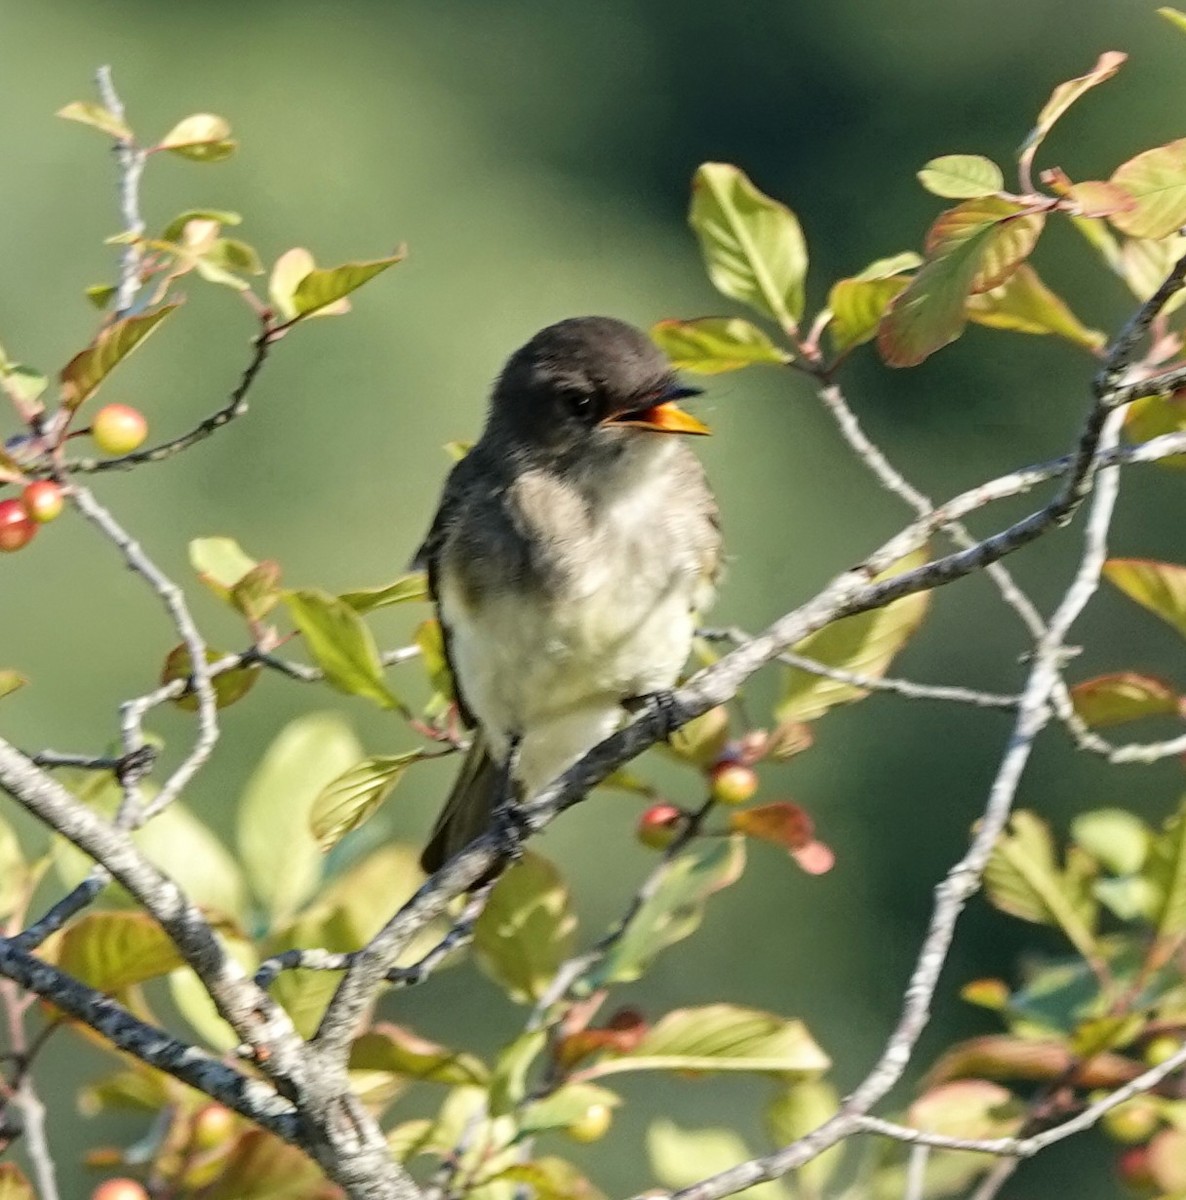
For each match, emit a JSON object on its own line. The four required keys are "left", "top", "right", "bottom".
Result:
{"left": 439, "top": 439, "right": 713, "bottom": 796}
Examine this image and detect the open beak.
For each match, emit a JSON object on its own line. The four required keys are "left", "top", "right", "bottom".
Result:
{"left": 603, "top": 383, "right": 710, "bottom": 436}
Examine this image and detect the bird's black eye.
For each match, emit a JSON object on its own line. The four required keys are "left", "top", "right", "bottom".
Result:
{"left": 567, "top": 390, "right": 597, "bottom": 423}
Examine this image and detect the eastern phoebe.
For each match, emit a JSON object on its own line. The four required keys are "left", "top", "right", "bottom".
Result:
{"left": 417, "top": 316, "right": 721, "bottom": 874}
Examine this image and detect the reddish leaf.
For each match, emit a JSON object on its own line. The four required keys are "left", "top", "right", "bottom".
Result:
{"left": 1071, "top": 672, "right": 1179, "bottom": 727}
{"left": 924, "top": 198, "right": 1044, "bottom": 293}
{"left": 1065, "top": 180, "right": 1137, "bottom": 218}
{"left": 1020, "top": 52, "right": 1127, "bottom": 180}
{"left": 879, "top": 200, "right": 1043, "bottom": 366}
{"left": 60, "top": 305, "right": 180, "bottom": 409}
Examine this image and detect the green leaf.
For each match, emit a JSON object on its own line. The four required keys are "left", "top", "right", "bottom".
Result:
{"left": 878, "top": 199, "right": 1043, "bottom": 366}
{"left": 283, "top": 588, "right": 401, "bottom": 710}
{"left": 156, "top": 112, "right": 237, "bottom": 162}
{"left": 1070, "top": 672, "right": 1179, "bottom": 727}
{"left": 170, "top": 934, "right": 257, "bottom": 1051}
{"left": 1148, "top": 799, "right": 1186, "bottom": 945}
{"left": 489, "top": 1030, "right": 548, "bottom": 1115}
{"left": 766, "top": 1081, "right": 843, "bottom": 1194}
{"left": 1117, "top": 233, "right": 1186, "bottom": 309}
{"left": 689, "top": 162, "right": 808, "bottom": 329}
{"left": 594, "top": 1004, "right": 829, "bottom": 1078}
{"left": 194, "top": 1130, "right": 334, "bottom": 1199}
{"left": 966, "top": 263, "right": 1106, "bottom": 351}
{"left": 650, "top": 317, "right": 791, "bottom": 374}
{"left": 1020, "top": 52, "right": 1127, "bottom": 176}
{"left": 51, "top": 911, "right": 182, "bottom": 992}
{"left": 1071, "top": 809, "right": 1151, "bottom": 876}
{"left": 57, "top": 100, "right": 131, "bottom": 140}
{"left": 132, "top": 805, "right": 246, "bottom": 924}
{"left": 161, "top": 208, "right": 242, "bottom": 242}
{"left": 230, "top": 562, "right": 283, "bottom": 622}
{"left": 310, "top": 752, "right": 420, "bottom": 852}
{"left": 828, "top": 272, "right": 914, "bottom": 354}
{"left": 85, "top": 284, "right": 117, "bottom": 309}
{"left": 474, "top": 852, "right": 577, "bottom": 1004}
{"left": 0, "top": 670, "right": 27, "bottom": 700}
{"left": 1104, "top": 558, "right": 1186, "bottom": 639}
{"left": 290, "top": 254, "right": 405, "bottom": 319}
{"left": 1160, "top": 5, "right": 1186, "bottom": 34}
{"left": 518, "top": 1082, "right": 621, "bottom": 1135}
{"left": 589, "top": 836, "right": 745, "bottom": 988}
{"left": 1126, "top": 390, "right": 1186, "bottom": 469}
{"left": 666, "top": 704, "right": 731, "bottom": 768}
{"left": 189, "top": 535, "right": 257, "bottom": 598}
{"left": 984, "top": 811, "right": 1098, "bottom": 958}
{"left": 0, "top": 815, "right": 29, "bottom": 922}
{"left": 918, "top": 155, "right": 1004, "bottom": 199}
{"left": 349, "top": 1022, "right": 489, "bottom": 1085}
{"left": 777, "top": 548, "right": 930, "bottom": 722}
{"left": 1, "top": 365, "right": 48, "bottom": 409}
{"left": 59, "top": 303, "right": 180, "bottom": 409}
{"left": 339, "top": 571, "right": 429, "bottom": 613}
{"left": 237, "top": 712, "right": 363, "bottom": 921}
{"left": 0, "top": 1164, "right": 34, "bottom": 1200}
{"left": 273, "top": 844, "right": 444, "bottom": 1037}
{"left": 496, "top": 1159, "right": 607, "bottom": 1200}
{"left": 160, "top": 644, "right": 260, "bottom": 711}
{"left": 648, "top": 1120, "right": 790, "bottom": 1200}
{"left": 1110, "top": 139, "right": 1186, "bottom": 239}
{"left": 907, "top": 1079, "right": 1021, "bottom": 1139}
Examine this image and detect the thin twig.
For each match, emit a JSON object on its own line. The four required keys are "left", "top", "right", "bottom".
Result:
{"left": 95, "top": 66, "right": 146, "bottom": 316}
{"left": 54, "top": 318, "right": 279, "bottom": 475}
{"left": 69, "top": 483, "right": 218, "bottom": 818}
{"left": 699, "top": 627, "right": 1019, "bottom": 710}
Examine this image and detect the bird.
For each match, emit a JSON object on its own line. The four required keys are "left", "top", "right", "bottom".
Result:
{"left": 416, "top": 316, "right": 721, "bottom": 875}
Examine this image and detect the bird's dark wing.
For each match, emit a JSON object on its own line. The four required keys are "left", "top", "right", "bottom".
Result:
{"left": 412, "top": 453, "right": 485, "bottom": 729}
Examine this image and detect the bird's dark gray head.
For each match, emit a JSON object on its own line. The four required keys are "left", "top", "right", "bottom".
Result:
{"left": 485, "top": 316, "right": 707, "bottom": 457}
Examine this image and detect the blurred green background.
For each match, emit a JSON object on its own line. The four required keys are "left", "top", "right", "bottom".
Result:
{"left": 1, "top": 1, "right": 1185, "bottom": 1196}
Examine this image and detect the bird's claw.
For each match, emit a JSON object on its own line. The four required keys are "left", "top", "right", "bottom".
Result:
{"left": 626, "top": 689, "right": 691, "bottom": 742}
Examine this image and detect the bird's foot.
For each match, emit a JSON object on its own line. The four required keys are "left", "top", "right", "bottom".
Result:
{"left": 491, "top": 799, "right": 530, "bottom": 866}
{"left": 492, "top": 733, "right": 527, "bottom": 864}
{"left": 625, "top": 689, "right": 691, "bottom": 742}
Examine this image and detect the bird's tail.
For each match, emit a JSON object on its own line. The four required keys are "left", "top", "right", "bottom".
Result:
{"left": 420, "top": 734, "right": 503, "bottom": 875}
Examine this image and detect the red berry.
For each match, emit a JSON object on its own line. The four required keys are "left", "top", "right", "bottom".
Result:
{"left": 636, "top": 803, "right": 683, "bottom": 850}
{"left": 91, "top": 404, "right": 148, "bottom": 455}
{"left": 21, "top": 480, "right": 64, "bottom": 523}
{"left": 709, "top": 761, "right": 759, "bottom": 806}
{"left": 1117, "top": 1145, "right": 1155, "bottom": 1190}
{"left": 0, "top": 498, "right": 36, "bottom": 552}
{"left": 91, "top": 1181, "right": 149, "bottom": 1200}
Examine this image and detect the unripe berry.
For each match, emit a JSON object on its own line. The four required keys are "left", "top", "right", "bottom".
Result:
{"left": 709, "top": 761, "right": 759, "bottom": 806}
{"left": 636, "top": 803, "right": 683, "bottom": 850}
{"left": 1143, "top": 1035, "right": 1183, "bottom": 1067}
{"left": 0, "top": 498, "right": 36, "bottom": 551}
{"left": 21, "top": 480, "right": 64, "bottom": 523}
{"left": 566, "top": 1102, "right": 613, "bottom": 1143}
{"left": 191, "top": 1102, "right": 236, "bottom": 1150}
{"left": 91, "top": 404, "right": 148, "bottom": 455}
{"left": 91, "top": 1181, "right": 149, "bottom": 1200}
{"left": 1102, "top": 1097, "right": 1160, "bottom": 1145}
